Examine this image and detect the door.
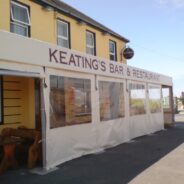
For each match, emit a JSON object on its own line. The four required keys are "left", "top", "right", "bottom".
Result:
{"left": 162, "top": 85, "right": 174, "bottom": 127}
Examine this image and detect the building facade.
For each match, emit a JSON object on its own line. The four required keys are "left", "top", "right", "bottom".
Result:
{"left": 0, "top": 0, "right": 130, "bottom": 131}
{"left": 0, "top": 0, "right": 129, "bottom": 62}
{"left": 0, "top": 0, "right": 173, "bottom": 171}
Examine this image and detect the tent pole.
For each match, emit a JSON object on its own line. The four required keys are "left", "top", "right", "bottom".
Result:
{"left": 40, "top": 78, "right": 47, "bottom": 170}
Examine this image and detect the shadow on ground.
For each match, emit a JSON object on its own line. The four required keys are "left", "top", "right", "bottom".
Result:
{"left": 1, "top": 122, "right": 184, "bottom": 184}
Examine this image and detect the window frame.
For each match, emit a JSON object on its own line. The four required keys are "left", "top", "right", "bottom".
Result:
{"left": 10, "top": 1, "right": 31, "bottom": 37}
{"left": 162, "top": 87, "right": 171, "bottom": 109}
{"left": 129, "top": 81, "right": 146, "bottom": 116}
{"left": 57, "top": 19, "right": 70, "bottom": 49}
{"left": 10, "top": 21, "right": 29, "bottom": 36}
{"left": 148, "top": 84, "right": 162, "bottom": 113}
{"left": 10, "top": 1, "right": 31, "bottom": 26}
{"left": 49, "top": 74, "right": 92, "bottom": 128}
{"left": 86, "top": 30, "right": 96, "bottom": 56}
{"left": 99, "top": 79, "right": 125, "bottom": 122}
{"left": 109, "top": 40, "right": 117, "bottom": 61}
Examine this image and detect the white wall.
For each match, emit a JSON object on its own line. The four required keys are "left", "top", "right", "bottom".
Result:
{"left": 0, "top": 30, "right": 170, "bottom": 169}
{"left": 44, "top": 69, "right": 164, "bottom": 169}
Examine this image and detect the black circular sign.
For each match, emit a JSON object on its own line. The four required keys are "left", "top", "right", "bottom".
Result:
{"left": 123, "top": 47, "right": 134, "bottom": 59}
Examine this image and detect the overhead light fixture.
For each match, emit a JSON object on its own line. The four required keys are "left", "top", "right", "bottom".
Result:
{"left": 103, "top": 31, "right": 110, "bottom": 36}
{"left": 77, "top": 19, "right": 87, "bottom": 26}
{"left": 43, "top": 5, "right": 54, "bottom": 11}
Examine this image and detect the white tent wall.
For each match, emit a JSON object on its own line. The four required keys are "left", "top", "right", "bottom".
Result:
{"left": 44, "top": 70, "right": 131, "bottom": 169}
{"left": 128, "top": 82, "right": 164, "bottom": 139}
{"left": 147, "top": 84, "right": 164, "bottom": 134}
{"left": 0, "top": 30, "right": 172, "bottom": 170}
{"left": 0, "top": 60, "right": 44, "bottom": 78}
{"left": 148, "top": 85, "right": 164, "bottom": 134}
{"left": 95, "top": 76, "right": 130, "bottom": 149}
{"left": 128, "top": 108, "right": 163, "bottom": 140}
{"left": 44, "top": 69, "right": 99, "bottom": 168}
{"left": 44, "top": 69, "right": 165, "bottom": 170}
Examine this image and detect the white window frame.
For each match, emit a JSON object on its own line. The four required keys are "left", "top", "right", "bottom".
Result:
{"left": 109, "top": 40, "right": 117, "bottom": 61}
{"left": 99, "top": 80, "right": 125, "bottom": 121}
{"left": 86, "top": 31, "right": 95, "bottom": 55}
{"left": 57, "top": 20, "right": 70, "bottom": 48}
{"left": 10, "top": 1, "right": 31, "bottom": 26}
{"left": 49, "top": 73, "right": 92, "bottom": 128}
{"left": 10, "top": 21, "right": 29, "bottom": 36}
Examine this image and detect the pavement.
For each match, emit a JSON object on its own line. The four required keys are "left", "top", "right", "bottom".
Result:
{"left": 129, "top": 141, "right": 184, "bottom": 184}
{"left": 1, "top": 113, "right": 184, "bottom": 184}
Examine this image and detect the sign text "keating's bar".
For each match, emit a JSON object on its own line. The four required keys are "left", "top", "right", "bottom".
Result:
{"left": 49, "top": 48, "right": 160, "bottom": 81}
{"left": 49, "top": 48, "right": 124, "bottom": 75}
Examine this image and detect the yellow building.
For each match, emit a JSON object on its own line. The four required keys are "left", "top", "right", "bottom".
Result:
{"left": 0, "top": 0, "right": 130, "bottom": 130}
{"left": 0, "top": 0, "right": 129, "bottom": 62}
{"left": 0, "top": 0, "right": 173, "bottom": 172}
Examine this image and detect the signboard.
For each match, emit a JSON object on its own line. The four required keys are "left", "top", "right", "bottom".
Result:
{"left": 49, "top": 48, "right": 160, "bottom": 83}
{"left": 0, "top": 30, "right": 172, "bottom": 85}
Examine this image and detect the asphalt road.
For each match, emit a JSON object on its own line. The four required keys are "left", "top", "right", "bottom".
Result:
{"left": 1, "top": 115, "right": 184, "bottom": 184}
{"left": 175, "top": 111, "right": 184, "bottom": 122}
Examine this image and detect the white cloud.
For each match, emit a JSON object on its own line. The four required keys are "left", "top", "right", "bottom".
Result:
{"left": 157, "top": 0, "right": 168, "bottom": 5}
{"left": 172, "top": 0, "right": 184, "bottom": 7}
{"left": 156, "top": 0, "right": 184, "bottom": 8}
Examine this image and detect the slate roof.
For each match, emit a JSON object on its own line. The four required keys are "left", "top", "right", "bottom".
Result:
{"left": 32, "top": 0, "right": 129, "bottom": 42}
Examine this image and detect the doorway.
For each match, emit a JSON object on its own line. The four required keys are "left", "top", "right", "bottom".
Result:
{"left": 162, "top": 85, "right": 174, "bottom": 127}
{"left": 0, "top": 76, "right": 43, "bottom": 173}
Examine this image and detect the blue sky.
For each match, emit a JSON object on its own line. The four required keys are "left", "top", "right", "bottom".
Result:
{"left": 62, "top": 0, "right": 184, "bottom": 96}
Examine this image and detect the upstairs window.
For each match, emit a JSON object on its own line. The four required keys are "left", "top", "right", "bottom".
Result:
{"left": 109, "top": 40, "right": 117, "bottom": 61}
{"left": 10, "top": 1, "right": 30, "bottom": 37}
{"left": 57, "top": 20, "right": 70, "bottom": 48}
{"left": 86, "top": 31, "right": 96, "bottom": 55}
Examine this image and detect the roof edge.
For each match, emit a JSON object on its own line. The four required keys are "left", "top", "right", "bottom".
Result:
{"left": 31, "top": 0, "right": 130, "bottom": 43}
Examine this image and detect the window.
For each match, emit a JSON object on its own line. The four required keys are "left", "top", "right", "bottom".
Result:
{"left": 50, "top": 75, "right": 91, "bottom": 128}
{"left": 10, "top": 1, "right": 30, "bottom": 37}
{"left": 109, "top": 40, "right": 117, "bottom": 61}
{"left": 0, "top": 77, "right": 3, "bottom": 124}
{"left": 129, "top": 83, "right": 146, "bottom": 116}
{"left": 86, "top": 31, "right": 96, "bottom": 55}
{"left": 99, "top": 81, "right": 124, "bottom": 121}
{"left": 162, "top": 87, "right": 171, "bottom": 109}
{"left": 57, "top": 20, "right": 70, "bottom": 48}
{"left": 149, "top": 85, "right": 161, "bottom": 113}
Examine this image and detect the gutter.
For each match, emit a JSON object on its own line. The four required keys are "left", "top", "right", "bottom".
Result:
{"left": 31, "top": 0, "right": 129, "bottom": 43}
